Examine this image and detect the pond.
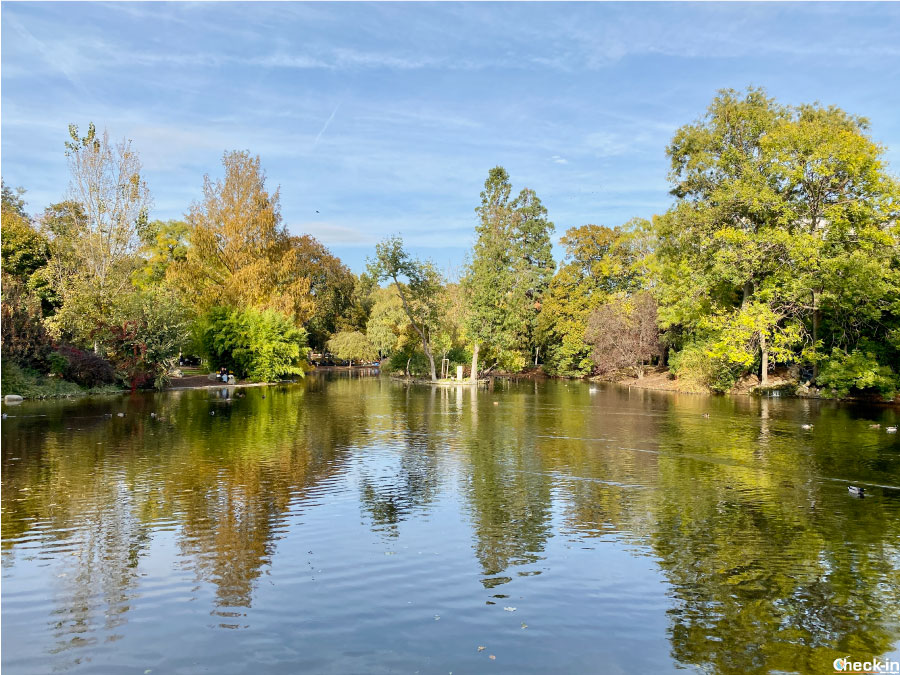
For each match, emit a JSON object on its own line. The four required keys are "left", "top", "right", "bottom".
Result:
{"left": 2, "top": 374, "right": 899, "bottom": 674}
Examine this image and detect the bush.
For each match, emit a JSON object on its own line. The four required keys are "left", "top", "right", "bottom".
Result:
{"left": 55, "top": 345, "right": 116, "bottom": 387}
{"left": 0, "top": 359, "right": 120, "bottom": 399}
{"left": 198, "top": 307, "right": 309, "bottom": 382}
{"left": 0, "top": 272, "right": 53, "bottom": 369}
{"left": 669, "top": 340, "right": 742, "bottom": 393}
{"left": 816, "top": 349, "right": 898, "bottom": 399}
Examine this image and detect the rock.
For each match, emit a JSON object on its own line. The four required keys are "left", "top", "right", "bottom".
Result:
{"left": 207, "top": 372, "right": 217, "bottom": 381}
{"left": 4, "top": 395, "right": 24, "bottom": 404}
{"left": 117, "top": 413, "right": 125, "bottom": 417}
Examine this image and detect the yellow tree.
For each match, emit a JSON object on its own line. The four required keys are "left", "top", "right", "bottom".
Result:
{"left": 172, "top": 151, "right": 314, "bottom": 325}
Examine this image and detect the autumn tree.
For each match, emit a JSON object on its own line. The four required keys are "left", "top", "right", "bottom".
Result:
{"left": 172, "top": 151, "right": 314, "bottom": 326}
{"left": 368, "top": 236, "right": 444, "bottom": 381}
{"left": 585, "top": 292, "right": 661, "bottom": 378}
{"left": 538, "top": 220, "right": 652, "bottom": 376}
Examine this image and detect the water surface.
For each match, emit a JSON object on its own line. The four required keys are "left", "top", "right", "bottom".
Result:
{"left": 2, "top": 375, "right": 899, "bottom": 673}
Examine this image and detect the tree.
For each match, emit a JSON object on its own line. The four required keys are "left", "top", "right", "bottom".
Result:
{"left": 1, "top": 179, "right": 28, "bottom": 219}
{"left": 368, "top": 236, "right": 444, "bottom": 381}
{"left": 100, "top": 287, "right": 192, "bottom": 390}
{"left": 172, "top": 151, "right": 314, "bottom": 326}
{"left": 658, "top": 88, "right": 900, "bottom": 391}
{"left": 197, "top": 307, "right": 309, "bottom": 382}
{"left": 463, "top": 167, "right": 555, "bottom": 380}
{"left": 282, "top": 234, "right": 357, "bottom": 348}
{"left": 43, "top": 124, "right": 151, "bottom": 349}
{"left": 326, "top": 331, "right": 377, "bottom": 367}
{"left": 366, "top": 285, "right": 412, "bottom": 357}
{"left": 586, "top": 292, "right": 661, "bottom": 378}
{"left": 538, "top": 220, "right": 651, "bottom": 376}
{"left": 134, "top": 219, "right": 190, "bottom": 288}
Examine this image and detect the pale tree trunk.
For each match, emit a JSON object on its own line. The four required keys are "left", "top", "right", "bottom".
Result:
{"left": 812, "top": 290, "right": 820, "bottom": 380}
{"left": 470, "top": 343, "right": 480, "bottom": 384}
{"left": 760, "top": 332, "right": 768, "bottom": 386}
{"left": 534, "top": 345, "right": 540, "bottom": 367}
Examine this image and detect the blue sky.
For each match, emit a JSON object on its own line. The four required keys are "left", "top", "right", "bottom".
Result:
{"left": 2, "top": 2, "right": 899, "bottom": 274}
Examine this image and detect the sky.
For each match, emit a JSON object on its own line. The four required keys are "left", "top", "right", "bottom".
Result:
{"left": 2, "top": 2, "right": 900, "bottom": 274}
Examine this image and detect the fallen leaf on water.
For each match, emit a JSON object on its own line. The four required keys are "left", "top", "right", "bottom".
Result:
{"left": 477, "top": 646, "right": 485, "bottom": 652}
{"left": 489, "top": 655, "right": 496, "bottom": 660}
{"left": 521, "top": 622, "right": 528, "bottom": 629}
{"left": 503, "top": 607, "right": 516, "bottom": 612}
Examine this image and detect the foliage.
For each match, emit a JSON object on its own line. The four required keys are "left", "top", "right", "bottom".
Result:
{"left": 586, "top": 292, "right": 660, "bottom": 377}
{"left": 134, "top": 219, "right": 190, "bottom": 288}
{"left": 366, "top": 285, "right": 412, "bottom": 356}
{"left": 668, "top": 339, "right": 743, "bottom": 393}
{"left": 53, "top": 345, "right": 116, "bottom": 387}
{"left": 1, "top": 272, "right": 54, "bottom": 369}
{"left": 1, "top": 179, "right": 28, "bottom": 218}
{"left": 99, "top": 288, "right": 192, "bottom": 389}
{"left": 539, "top": 220, "right": 652, "bottom": 376}
{"left": 463, "top": 167, "right": 555, "bottom": 377}
{"left": 326, "top": 331, "right": 377, "bottom": 365}
{"left": 171, "top": 151, "right": 315, "bottom": 326}
{"left": 42, "top": 123, "right": 152, "bottom": 349}
{"left": 656, "top": 87, "right": 900, "bottom": 388}
{"left": 0, "top": 359, "right": 121, "bottom": 399}
{"left": 816, "top": 349, "right": 897, "bottom": 399}
{"left": 198, "top": 307, "right": 309, "bottom": 382}
{"left": 368, "top": 236, "right": 444, "bottom": 381}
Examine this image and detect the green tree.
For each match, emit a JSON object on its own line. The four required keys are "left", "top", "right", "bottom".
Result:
{"left": 197, "top": 306, "right": 309, "bottom": 382}
{"left": 134, "top": 219, "right": 190, "bottom": 288}
{"left": 658, "top": 88, "right": 900, "bottom": 392}
{"left": 368, "top": 236, "right": 444, "bottom": 381}
{"left": 326, "top": 331, "right": 377, "bottom": 366}
{"left": 463, "top": 167, "right": 555, "bottom": 380}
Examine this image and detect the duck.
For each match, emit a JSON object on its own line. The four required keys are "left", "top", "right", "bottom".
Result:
{"left": 801, "top": 424, "right": 813, "bottom": 430}
{"left": 117, "top": 412, "right": 125, "bottom": 418}
{"left": 848, "top": 486, "right": 865, "bottom": 497}
{"left": 209, "top": 411, "right": 216, "bottom": 416}
{"left": 869, "top": 423, "right": 881, "bottom": 429}
{"left": 887, "top": 426, "right": 898, "bottom": 433}
{"left": 702, "top": 413, "right": 710, "bottom": 419}
{"left": 150, "top": 412, "right": 157, "bottom": 419}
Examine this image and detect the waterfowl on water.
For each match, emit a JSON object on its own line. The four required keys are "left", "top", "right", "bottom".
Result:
{"left": 888, "top": 426, "right": 898, "bottom": 433}
{"left": 801, "top": 424, "right": 813, "bottom": 430}
{"left": 702, "top": 413, "right": 710, "bottom": 418}
{"left": 848, "top": 486, "right": 865, "bottom": 497}
{"left": 209, "top": 411, "right": 215, "bottom": 416}
{"left": 869, "top": 424, "right": 881, "bottom": 428}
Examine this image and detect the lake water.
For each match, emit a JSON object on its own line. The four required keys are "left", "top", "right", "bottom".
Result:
{"left": 2, "top": 373, "right": 899, "bottom": 674}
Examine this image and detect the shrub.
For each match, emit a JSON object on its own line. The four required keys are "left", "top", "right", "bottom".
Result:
{"left": 669, "top": 339, "right": 742, "bottom": 393}
{"left": 816, "top": 349, "right": 898, "bottom": 399}
{"left": 0, "top": 272, "right": 53, "bottom": 369}
{"left": 55, "top": 345, "right": 116, "bottom": 387}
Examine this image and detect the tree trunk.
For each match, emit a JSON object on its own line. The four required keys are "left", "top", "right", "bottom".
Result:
{"left": 424, "top": 344, "right": 437, "bottom": 382}
{"left": 812, "top": 290, "right": 820, "bottom": 380}
{"left": 760, "top": 332, "right": 768, "bottom": 386}
{"left": 470, "top": 343, "right": 480, "bottom": 384}
{"left": 742, "top": 280, "right": 754, "bottom": 308}
{"left": 534, "top": 345, "right": 540, "bottom": 367}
